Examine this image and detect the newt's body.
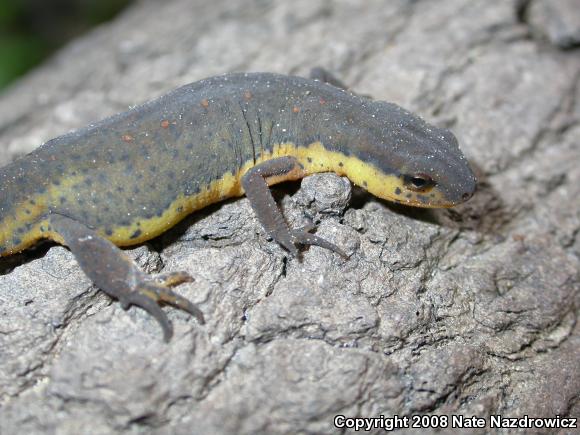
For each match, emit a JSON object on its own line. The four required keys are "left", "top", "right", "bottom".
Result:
{"left": 0, "top": 71, "right": 476, "bottom": 340}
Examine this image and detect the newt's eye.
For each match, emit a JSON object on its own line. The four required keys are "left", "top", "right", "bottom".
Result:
{"left": 404, "top": 173, "right": 435, "bottom": 192}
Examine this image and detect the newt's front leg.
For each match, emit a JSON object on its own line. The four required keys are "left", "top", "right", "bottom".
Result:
{"left": 241, "top": 156, "right": 347, "bottom": 258}
{"left": 309, "top": 67, "right": 352, "bottom": 91}
{"left": 49, "top": 214, "right": 204, "bottom": 342}
{"left": 310, "top": 67, "right": 371, "bottom": 99}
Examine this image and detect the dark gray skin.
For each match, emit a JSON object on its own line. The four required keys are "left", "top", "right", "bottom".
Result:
{"left": 0, "top": 71, "right": 476, "bottom": 340}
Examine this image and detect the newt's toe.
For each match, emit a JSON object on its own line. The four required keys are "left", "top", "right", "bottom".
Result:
{"left": 290, "top": 226, "right": 348, "bottom": 259}
{"left": 121, "top": 289, "right": 174, "bottom": 342}
{"left": 155, "top": 270, "right": 194, "bottom": 287}
{"left": 121, "top": 279, "right": 204, "bottom": 342}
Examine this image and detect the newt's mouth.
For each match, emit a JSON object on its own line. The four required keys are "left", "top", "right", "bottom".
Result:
{"left": 376, "top": 186, "right": 460, "bottom": 209}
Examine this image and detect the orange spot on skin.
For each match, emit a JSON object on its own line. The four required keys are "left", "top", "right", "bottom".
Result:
{"left": 292, "top": 106, "right": 300, "bottom": 113}
{"left": 161, "top": 120, "right": 170, "bottom": 128}
{"left": 201, "top": 99, "right": 209, "bottom": 108}
{"left": 122, "top": 134, "right": 134, "bottom": 143}
{"left": 244, "top": 90, "right": 252, "bottom": 100}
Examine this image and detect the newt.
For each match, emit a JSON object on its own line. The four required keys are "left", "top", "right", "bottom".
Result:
{"left": 0, "top": 70, "right": 476, "bottom": 341}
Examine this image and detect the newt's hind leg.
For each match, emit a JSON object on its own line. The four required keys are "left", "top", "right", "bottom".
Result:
{"left": 241, "top": 156, "right": 346, "bottom": 258}
{"left": 49, "top": 214, "right": 204, "bottom": 342}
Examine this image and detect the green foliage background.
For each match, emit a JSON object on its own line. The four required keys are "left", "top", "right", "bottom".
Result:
{"left": 0, "top": 0, "right": 132, "bottom": 90}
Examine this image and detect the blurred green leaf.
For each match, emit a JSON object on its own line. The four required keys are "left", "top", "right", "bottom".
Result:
{"left": 0, "top": 0, "right": 132, "bottom": 91}
{"left": 0, "top": 0, "right": 22, "bottom": 27}
{"left": 0, "top": 36, "right": 44, "bottom": 89}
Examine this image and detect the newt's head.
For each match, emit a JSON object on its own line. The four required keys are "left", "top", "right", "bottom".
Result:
{"left": 344, "top": 100, "right": 477, "bottom": 208}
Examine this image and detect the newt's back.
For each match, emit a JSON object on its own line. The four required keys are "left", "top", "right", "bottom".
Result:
{"left": 0, "top": 73, "right": 352, "bottom": 253}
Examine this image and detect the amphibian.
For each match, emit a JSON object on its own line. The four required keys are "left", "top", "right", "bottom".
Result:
{"left": 0, "top": 70, "right": 476, "bottom": 340}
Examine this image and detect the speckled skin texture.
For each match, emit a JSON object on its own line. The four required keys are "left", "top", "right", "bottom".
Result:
{"left": 0, "top": 73, "right": 475, "bottom": 254}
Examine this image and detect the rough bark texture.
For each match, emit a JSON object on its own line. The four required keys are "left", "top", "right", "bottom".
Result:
{"left": 519, "top": 0, "right": 580, "bottom": 49}
{"left": 0, "top": 1, "right": 579, "bottom": 434}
